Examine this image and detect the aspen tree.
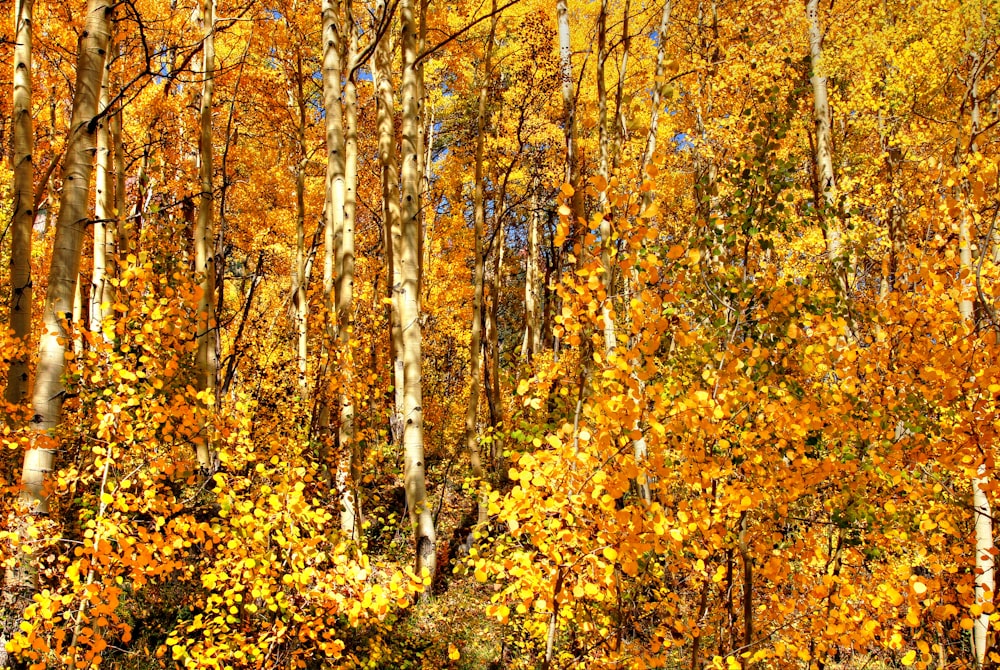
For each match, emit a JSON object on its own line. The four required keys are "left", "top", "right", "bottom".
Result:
{"left": 465, "top": 0, "right": 499, "bottom": 525}
{"left": 806, "top": 0, "right": 847, "bottom": 294}
{"left": 401, "top": 0, "right": 436, "bottom": 587}
{"left": 521, "top": 191, "right": 542, "bottom": 360}
{"left": 91, "top": 34, "right": 114, "bottom": 332}
{"left": 640, "top": 0, "right": 673, "bottom": 209}
{"left": 24, "top": 0, "right": 111, "bottom": 512}
{"left": 371, "top": 0, "right": 405, "bottom": 446}
{"left": 958, "top": 40, "right": 993, "bottom": 668}
{"left": 5, "top": 0, "right": 34, "bottom": 410}
{"left": 338, "top": 0, "right": 361, "bottom": 537}
{"left": 194, "top": 0, "right": 218, "bottom": 471}
{"left": 556, "top": 0, "right": 583, "bottom": 224}
{"left": 320, "top": 0, "right": 346, "bottom": 446}
{"left": 291, "top": 45, "right": 309, "bottom": 394}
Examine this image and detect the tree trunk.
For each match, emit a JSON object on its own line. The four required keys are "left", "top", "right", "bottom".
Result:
{"left": 91, "top": 36, "right": 114, "bottom": 333}
{"left": 26, "top": 0, "right": 111, "bottom": 511}
{"left": 487, "top": 217, "right": 506, "bottom": 434}
{"left": 640, "top": 0, "right": 673, "bottom": 208}
{"left": 338, "top": 0, "right": 361, "bottom": 538}
{"left": 556, "top": 0, "right": 583, "bottom": 225}
{"left": 110, "top": 50, "right": 127, "bottom": 259}
{"left": 371, "top": 2, "right": 405, "bottom": 447}
{"left": 194, "top": 0, "right": 218, "bottom": 471}
{"left": 5, "top": 0, "right": 35, "bottom": 411}
{"left": 958, "top": 47, "right": 993, "bottom": 669}
{"left": 806, "top": 0, "right": 846, "bottom": 295}
{"left": 292, "top": 48, "right": 309, "bottom": 394}
{"left": 401, "top": 0, "right": 436, "bottom": 589}
{"left": 522, "top": 191, "right": 541, "bottom": 360}
{"left": 320, "top": 0, "right": 346, "bottom": 449}
{"left": 465, "top": 0, "right": 498, "bottom": 524}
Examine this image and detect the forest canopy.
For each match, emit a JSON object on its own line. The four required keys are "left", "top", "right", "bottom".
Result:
{"left": 1, "top": 0, "right": 1000, "bottom": 668}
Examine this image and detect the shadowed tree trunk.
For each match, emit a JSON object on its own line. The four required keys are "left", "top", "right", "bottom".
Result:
{"left": 194, "top": 0, "right": 219, "bottom": 471}
{"left": 5, "top": 0, "right": 35, "bottom": 412}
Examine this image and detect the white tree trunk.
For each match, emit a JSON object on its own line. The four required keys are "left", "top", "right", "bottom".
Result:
{"left": 5, "top": 0, "right": 35, "bottom": 410}
{"left": 26, "top": 0, "right": 112, "bottom": 511}
{"left": 401, "top": 0, "right": 436, "bottom": 588}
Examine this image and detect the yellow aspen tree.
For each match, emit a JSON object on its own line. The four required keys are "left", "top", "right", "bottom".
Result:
{"left": 91, "top": 32, "right": 114, "bottom": 333}
{"left": 338, "top": 0, "right": 361, "bottom": 537}
{"left": 320, "top": 0, "right": 346, "bottom": 446}
{"left": 25, "top": 0, "right": 112, "bottom": 513}
{"left": 194, "top": 0, "right": 218, "bottom": 471}
{"left": 5, "top": 0, "right": 34, "bottom": 410}
{"left": 806, "top": 0, "right": 847, "bottom": 294}
{"left": 401, "top": 0, "right": 436, "bottom": 588}
{"left": 371, "top": 0, "right": 405, "bottom": 446}
{"left": 465, "top": 0, "right": 499, "bottom": 525}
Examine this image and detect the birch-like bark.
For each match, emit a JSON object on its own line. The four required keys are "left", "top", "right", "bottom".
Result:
{"left": 5, "top": 0, "right": 35, "bottom": 410}
{"left": 556, "top": 0, "right": 584, "bottom": 225}
{"left": 958, "top": 48, "right": 993, "bottom": 669}
{"left": 91, "top": 38, "right": 114, "bottom": 332}
{"left": 521, "top": 191, "right": 541, "bottom": 359}
{"left": 465, "top": 0, "right": 498, "bottom": 525}
{"left": 806, "top": 0, "right": 846, "bottom": 296}
{"left": 111, "top": 60, "right": 127, "bottom": 259}
{"left": 321, "top": 0, "right": 346, "bottom": 446}
{"left": 26, "top": 0, "right": 112, "bottom": 512}
{"left": 640, "top": 0, "right": 673, "bottom": 208}
{"left": 371, "top": 2, "right": 405, "bottom": 446}
{"left": 487, "top": 218, "right": 505, "bottom": 431}
{"left": 292, "top": 48, "right": 309, "bottom": 393}
{"left": 338, "top": 0, "right": 361, "bottom": 538}
{"left": 401, "top": 0, "right": 436, "bottom": 588}
{"left": 194, "top": 0, "right": 218, "bottom": 471}
{"left": 596, "top": 0, "right": 616, "bottom": 357}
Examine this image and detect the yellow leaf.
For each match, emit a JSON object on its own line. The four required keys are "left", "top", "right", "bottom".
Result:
{"left": 448, "top": 643, "right": 460, "bottom": 661}
{"left": 901, "top": 650, "right": 916, "bottom": 666}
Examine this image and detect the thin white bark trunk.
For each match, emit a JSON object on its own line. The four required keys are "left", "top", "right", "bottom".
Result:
{"left": 91, "top": 39, "right": 113, "bottom": 332}
{"left": 371, "top": 4, "right": 405, "bottom": 447}
{"left": 338, "top": 0, "right": 361, "bottom": 538}
{"left": 401, "top": 0, "right": 436, "bottom": 588}
{"left": 5, "top": 0, "right": 34, "bottom": 409}
{"left": 556, "top": 0, "right": 583, "bottom": 224}
{"left": 321, "top": 0, "right": 346, "bottom": 447}
{"left": 26, "top": 0, "right": 112, "bottom": 512}
{"left": 466, "top": 1, "right": 498, "bottom": 524}
{"left": 195, "top": 0, "right": 218, "bottom": 471}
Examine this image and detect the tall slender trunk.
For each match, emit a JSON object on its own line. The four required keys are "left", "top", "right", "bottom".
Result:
{"left": 110, "top": 48, "right": 127, "bottom": 260}
{"left": 958, "top": 45, "right": 993, "bottom": 669}
{"left": 465, "top": 0, "right": 498, "bottom": 525}
{"left": 556, "top": 0, "right": 583, "bottom": 225}
{"left": 5, "top": 0, "right": 35, "bottom": 410}
{"left": 91, "top": 36, "right": 114, "bottom": 333}
{"left": 596, "top": 0, "right": 616, "bottom": 357}
{"left": 320, "top": 0, "right": 346, "bottom": 448}
{"left": 522, "top": 190, "right": 541, "bottom": 359}
{"left": 806, "top": 0, "right": 846, "bottom": 296}
{"left": 401, "top": 0, "right": 436, "bottom": 588}
{"left": 487, "top": 217, "right": 506, "bottom": 433}
{"left": 640, "top": 0, "right": 672, "bottom": 208}
{"left": 25, "top": 0, "right": 112, "bottom": 509}
{"left": 338, "top": 0, "right": 361, "bottom": 537}
{"left": 371, "top": 3, "right": 405, "bottom": 446}
{"left": 415, "top": 0, "right": 428, "bottom": 306}
{"left": 195, "top": 0, "right": 218, "bottom": 471}
{"left": 292, "top": 48, "right": 309, "bottom": 393}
